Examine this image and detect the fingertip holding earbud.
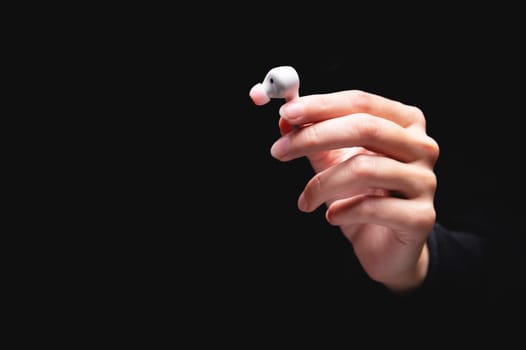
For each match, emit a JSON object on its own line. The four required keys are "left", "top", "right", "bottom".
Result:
{"left": 250, "top": 66, "right": 300, "bottom": 105}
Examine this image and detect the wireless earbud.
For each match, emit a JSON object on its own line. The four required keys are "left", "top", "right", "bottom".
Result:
{"left": 249, "top": 66, "right": 300, "bottom": 105}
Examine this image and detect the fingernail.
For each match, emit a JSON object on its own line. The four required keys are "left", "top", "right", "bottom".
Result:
{"left": 279, "top": 102, "right": 304, "bottom": 121}
{"left": 298, "top": 193, "right": 309, "bottom": 212}
{"left": 270, "top": 136, "right": 290, "bottom": 159}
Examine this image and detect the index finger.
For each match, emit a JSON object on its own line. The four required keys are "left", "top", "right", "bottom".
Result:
{"left": 279, "top": 90, "right": 425, "bottom": 129}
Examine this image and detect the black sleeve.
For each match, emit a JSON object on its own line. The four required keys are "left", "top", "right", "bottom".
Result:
{"left": 385, "top": 222, "right": 489, "bottom": 314}
{"left": 422, "top": 222, "right": 488, "bottom": 294}
{"left": 402, "top": 221, "right": 526, "bottom": 319}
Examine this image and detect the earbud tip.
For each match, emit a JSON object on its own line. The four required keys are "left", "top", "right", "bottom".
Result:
{"left": 249, "top": 83, "right": 270, "bottom": 106}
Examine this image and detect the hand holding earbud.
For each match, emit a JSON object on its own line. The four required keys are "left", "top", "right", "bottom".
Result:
{"left": 249, "top": 66, "right": 300, "bottom": 105}
{"left": 249, "top": 66, "right": 441, "bottom": 293}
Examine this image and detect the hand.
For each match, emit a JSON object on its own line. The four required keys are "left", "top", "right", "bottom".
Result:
{"left": 270, "top": 90, "right": 439, "bottom": 292}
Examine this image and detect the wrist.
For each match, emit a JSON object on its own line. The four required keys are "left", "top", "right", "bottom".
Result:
{"left": 384, "top": 244, "right": 429, "bottom": 294}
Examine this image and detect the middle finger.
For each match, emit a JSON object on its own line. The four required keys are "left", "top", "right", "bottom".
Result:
{"left": 271, "top": 113, "right": 435, "bottom": 163}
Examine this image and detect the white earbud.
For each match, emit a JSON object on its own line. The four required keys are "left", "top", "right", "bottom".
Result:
{"left": 249, "top": 66, "right": 300, "bottom": 105}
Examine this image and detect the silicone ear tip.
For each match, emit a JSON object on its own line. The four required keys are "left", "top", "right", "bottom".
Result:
{"left": 249, "top": 83, "right": 271, "bottom": 105}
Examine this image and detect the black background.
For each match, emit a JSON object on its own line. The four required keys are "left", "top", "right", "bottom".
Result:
{"left": 87, "top": 6, "right": 526, "bottom": 339}
{"left": 170, "top": 43, "right": 524, "bottom": 321}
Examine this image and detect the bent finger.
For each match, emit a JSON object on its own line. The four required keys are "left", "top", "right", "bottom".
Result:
{"left": 271, "top": 114, "right": 439, "bottom": 163}
{"left": 299, "top": 155, "right": 437, "bottom": 212}
{"left": 326, "top": 196, "right": 436, "bottom": 237}
{"left": 280, "top": 90, "right": 425, "bottom": 129}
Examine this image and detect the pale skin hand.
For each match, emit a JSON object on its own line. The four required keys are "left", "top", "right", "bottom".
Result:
{"left": 269, "top": 90, "right": 440, "bottom": 293}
